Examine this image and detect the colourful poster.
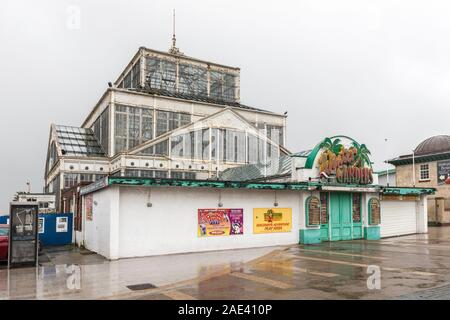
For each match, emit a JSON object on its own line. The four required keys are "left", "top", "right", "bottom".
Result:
{"left": 253, "top": 208, "right": 292, "bottom": 233}
{"left": 85, "top": 194, "right": 93, "bottom": 221}
{"left": 198, "top": 208, "right": 244, "bottom": 237}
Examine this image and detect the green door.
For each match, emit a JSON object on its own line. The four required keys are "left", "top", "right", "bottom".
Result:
{"left": 330, "top": 192, "right": 352, "bottom": 241}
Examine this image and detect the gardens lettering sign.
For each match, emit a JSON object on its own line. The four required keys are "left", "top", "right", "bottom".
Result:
{"left": 317, "top": 137, "right": 373, "bottom": 185}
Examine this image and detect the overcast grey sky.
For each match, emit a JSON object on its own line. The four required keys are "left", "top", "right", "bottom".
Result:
{"left": 1, "top": 0, "right": 450, "bottom": 213}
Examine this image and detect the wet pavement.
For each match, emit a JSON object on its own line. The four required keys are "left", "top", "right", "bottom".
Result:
{"left": 2, "top": 227, "right": 450, "bottom": 299}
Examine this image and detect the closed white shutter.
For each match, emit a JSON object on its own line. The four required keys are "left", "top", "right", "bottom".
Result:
{"left": 380, "top": 200, "right": 417, "bottom": 238}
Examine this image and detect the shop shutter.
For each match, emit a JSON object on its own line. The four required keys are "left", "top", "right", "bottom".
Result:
{"left": 380, "top": 200, "right": 417, "bottom": 238}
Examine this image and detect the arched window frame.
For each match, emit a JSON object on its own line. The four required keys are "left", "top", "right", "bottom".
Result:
{"left": 305, "top": 196, "right": 321, "bottom": 227}
{"left": 368, "top": 198, "right": 381, "bottom": 225}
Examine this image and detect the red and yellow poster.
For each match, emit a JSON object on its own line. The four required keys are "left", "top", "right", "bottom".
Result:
{"left": 253, "top": 208, "right": 292, "bottom": 233}
{"left": 198, "top": 208, "right": 244, "bottom": 237}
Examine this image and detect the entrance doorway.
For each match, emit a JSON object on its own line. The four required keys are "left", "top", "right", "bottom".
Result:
{"left": 320, "top": 192, "right": 363, "bottom": 241}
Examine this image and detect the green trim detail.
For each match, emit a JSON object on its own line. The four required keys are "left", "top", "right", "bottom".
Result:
{"left": 375, "top": 169, "right": 396, "bottom": 176}
{"left": 300, "top": 229, "right": 322, "bottom": 244}
{"left": 364, "top": 226, "right": 380, "bottom": 240}
{"left": 388, "top": 152, "right": 450, "bottom": 165}
{"left": 305, "top": 196, "right": 320, "bottom": 227}
{"left": 382, "top": 187, "right": 435, "bottom": 196}
{"left": 107, "top": 177, "right": 316, "bottom": 191}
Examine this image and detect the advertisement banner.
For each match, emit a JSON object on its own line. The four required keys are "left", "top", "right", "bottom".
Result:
{"left": 253, "top": 208, "right": 292, "bottom": 234}
{"left": 56, "top": 217, "right": 68, "bottom": 233}
{"left": 85, "top": 194, "right": 93, "bottom": 221}
{"left": 38, "top": 217, "right": 45, "bottom": 234}
{"left": 198, "top": 208, "right": 243, "bottom": 237}
{"left": 437, "top": 160, "right": 450, "bottom": 185}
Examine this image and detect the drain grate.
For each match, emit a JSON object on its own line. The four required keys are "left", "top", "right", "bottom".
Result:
{"left": 127, "top": 283, "right": 158, "bottom": 291}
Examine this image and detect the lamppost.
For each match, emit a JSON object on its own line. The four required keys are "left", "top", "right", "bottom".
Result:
{"left": 412, "top": 149, "right": 416, "bottom": 187}
{"left": 384, "top": 138, "right": 389, "bottom": 187}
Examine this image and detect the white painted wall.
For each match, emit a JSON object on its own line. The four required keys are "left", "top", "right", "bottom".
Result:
{"left": 83, "top": 187, "right": 117, "bottom": 258}
{"left": 85, "top": 186, "right": 301, "bottom": 259}
{"left": 81, "top": 185, "right": 430, "bottom": 259}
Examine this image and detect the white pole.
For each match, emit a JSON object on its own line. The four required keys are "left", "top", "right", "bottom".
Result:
{"left": 385, "top": 138, "right": 389, "bottom": 187}
{"left": 412, "top": 150, "right": 416, "bottom": 187}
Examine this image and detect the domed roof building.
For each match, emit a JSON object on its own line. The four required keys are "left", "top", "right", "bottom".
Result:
{"left": 388, "top": 135, "right": 450, "bottom": 225}
{"left": 414, "top": 135, "right": 450, "bottom": 156}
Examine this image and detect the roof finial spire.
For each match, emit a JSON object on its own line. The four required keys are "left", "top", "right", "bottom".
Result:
{"left": 169, "top": 9, "right": 183, "bottom": 55}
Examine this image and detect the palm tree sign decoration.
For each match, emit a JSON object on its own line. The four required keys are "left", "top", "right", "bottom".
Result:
{"left": 318, "top": 137, "right": 373, "bottom": 184}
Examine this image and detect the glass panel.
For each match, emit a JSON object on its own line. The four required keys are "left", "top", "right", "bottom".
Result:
{"left": 115, "top": 112, "right": 127, "bottom": 137}
{"left": 184, "top": 172, "right": 196, "bottom": 180}
{"left": 211, "top": 129, "right": 218, "bottom": 161}
{"left": 223, "top": 73, "right": 236, "bottom": 101}
{"left": 64, "top": 173, "right": 78, "bottom": 189}
{"left": 146, "top": 57, "right": 162, "bottom": 90}
{"left": 154, "top": 140, "right": 168, "bottom": 156}
{"left": 140, "top": 170, "right": 154, "bottom": 178}
{"left": 156, "top": 111, "right": 168, "bottom": 136}
{"left": 142, "top": 112, "right": 153, "bottom": 141}
{"left": 210, "top": 71, "right": 223, "bottom": 99}
{"left": 124, "top": 169, "right": 140, "bottom": 177}
{"left": 178, "top": 64, "right": 208, "bottom": 97}
{"left": 171, "top": 135, "right": 184, "bottom": 158}
{"left": 161, "top": 61, "right": 176, "bottom": 93}
{"left": 131, "top": 59, "right": 140, "bottom": 89}
{"left": 80, "top": 174, "right": 93, "bottom": 182}
{"left": 171, "top": 171, "right": 183, "bottom": 179}
{"left": 155, "top": 171, "right": 168, "bottom": 178}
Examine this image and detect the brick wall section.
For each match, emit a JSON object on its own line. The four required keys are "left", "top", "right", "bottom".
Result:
{"left": 396, "top": 161, "right": 450, "bottom": 223}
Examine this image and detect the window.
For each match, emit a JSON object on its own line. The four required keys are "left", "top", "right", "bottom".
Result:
{"left": 220, "top": 129, "right": 246, "bottom": 163}
{"left": 140, "top": 170, "right": 155, "bottom": 178}
{"left": 131, "top": 60, "right": 141, "bottom": 89}
{"left": 95, "top": 174, "right": 107, "bottom": 181}
{"left": 80, "top": 174, "right": 93, "bottom": 182}
{"left": 210, "top": 71, "right": 236, "bottom": 102}
{"left": 156, "top": 110, "right": 191, "bottom": 136}
{"left": 47, "top": 141, "right": 57, "bottom": 173}
{"left": 306, "top": 196, "right": 320, "bottom": 226}
{"left": 420, "top": 164, "right": 430, "bottom": 181}
{"left": 114, "top": 105, "right": 153, "bottom": 153}
{"left": 266, "top": 125, "right": 284, "bottom": 147}
{"left": 64, "top": 173, "right": 78, "bottom": 189}
{"left": 91, "top": 107, "right": 109, "bottom": 155}
{"left": 171, "top": 171, "right": 184, "bottom": 179}
{"left": 124, "top": 169, "right": 140, "bottom": 177}
{"left": 184, "top": 172, "right": 196, "bottom": 180}
{"left": 178, "top": 64, "right": 208, "bottom": 97}
{"left": 352, "top": 193, "right": 361, "bottom": 223}
{"left": 145, "top": 57, "right": 176, "bottom": 93}
{"left": 154, "top": 171, "right": 168, "bottom": 178}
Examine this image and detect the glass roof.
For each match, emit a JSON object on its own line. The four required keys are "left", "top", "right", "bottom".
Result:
{"left": 55, "top": 125, "right": 106, "bottom": 157}
{"left": 219, "top": 155, "right": 292, "bottom": 182}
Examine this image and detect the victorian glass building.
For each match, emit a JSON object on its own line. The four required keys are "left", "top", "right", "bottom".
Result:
{"left": 44, "top": 46, "right": 289, "bottom": 210}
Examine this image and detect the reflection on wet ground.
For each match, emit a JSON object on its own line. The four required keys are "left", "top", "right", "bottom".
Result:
{"left": 2, "top": 227, "right": 450, "bottom": 299}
